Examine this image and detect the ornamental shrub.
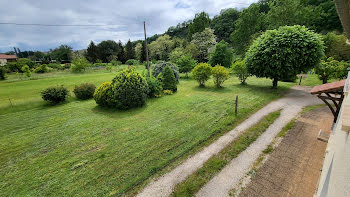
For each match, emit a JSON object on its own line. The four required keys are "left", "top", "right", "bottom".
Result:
{"left": 48, "top": 63, "right": 62, "bottom": 70}
{"left": 110, "top": 68, "right": 149, "bottom": 109}
{"left": 152, "top": 61, "right": 180, "bottom": 81}
{"left": 245, "top": 25, "right": 324, "bottom": 88}
{"left": 192, "top": 63, "right": 212, "bottom": 86}
{"left": 74, "top": 83, "right": 96, "bottom": 100}
{"left": 209, "top": 40, "right": 233, "bottom": 68}
{"left": 41, "top": 86, "right": 69, "bottom": 104}
{"left": 126, "top": 59, "right": 139, "bottom": 65}
{"left": 177, "top": 55, "right": 197, "bottom": 78}
{"left": 34, "top": 64, "right": 49, "bottom": 73}
{"left": 145, "top": 76, "right": 163, "bottom": 98}
{"left": 21, "top": 65, "right": 31, "bottom": 78}
{"left": 71, "top": 57, "right": 90, "bottom": 73}
{"left": 212, "top": 65, "right": 230, "bottom": 88}
{"left": 232, "top": 61, "right": 250, "bottom": 84}
{"left": 163, "top": 90, "right": 173, "bottom": 95}
{"left": 93, "top": 82, "right": 114, "bottom": 107}
{"left": 0, "top": 67, "right": 7, "bottom": 80}
{"left": 162, "top": 65, "right": 177, "bottom": 92}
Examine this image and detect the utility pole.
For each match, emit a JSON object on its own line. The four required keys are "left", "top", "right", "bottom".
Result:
{"left": 144, "top": 21, "right": 150, "bottom": 76}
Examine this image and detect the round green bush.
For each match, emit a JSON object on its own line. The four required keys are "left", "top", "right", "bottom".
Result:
{"left": 93, "top": 82, "right": 114, "bottom": 107}
{"left": 34, "top": 64, "right": 49, "bottom": 73}
{"left": 145, "top": 76, "right": 163, "bottom": 98}
{"left": 152, "top": 61, "right": 180, "bottom": 81}
{"left": 192, "top": 63, "right": 212, "bottom": 86}
{"left": 212, "top": 65, "right": 230, "bottom": 88}
{"left": 110, "top": 68, "right": 149, "bottom": 109}
{"left": 74, "top": 83, "right": 96, "bottom": 100}
{"left": 41, "top": 86, "right": 69, "bottom": 104}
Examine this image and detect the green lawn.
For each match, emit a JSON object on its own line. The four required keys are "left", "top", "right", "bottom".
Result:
{"left": 0, "top": 68, "right": 293, "bottom": 196}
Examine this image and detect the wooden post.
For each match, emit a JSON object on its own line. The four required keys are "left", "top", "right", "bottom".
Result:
{"left": 144, "top": 21, "right": 150, "bottom": 76}
{"left": 299, "top": 76, "right": 303, "bottom": 85}
{"left": 235, "top": 95, "right": 238, "bottom": 115}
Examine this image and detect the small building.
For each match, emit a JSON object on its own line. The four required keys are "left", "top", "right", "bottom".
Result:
{"left": 0, "top": 54, "right": 18, "bottom": 66}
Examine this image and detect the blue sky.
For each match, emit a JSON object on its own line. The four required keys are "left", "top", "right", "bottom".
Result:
{"left": 0, "top": 0, "right": 257, "bottom": 52}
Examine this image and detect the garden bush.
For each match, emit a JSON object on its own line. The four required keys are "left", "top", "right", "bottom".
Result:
{"left": 41, "top": 86, "right": 69, "bottom": 104}
{"left": 71, "top": 57, "right": 90, "bottom": 73}
{"left": 152, "top": 61, "right": 180, "bottom": 81}
{"left": 0, "top": 67, "right": 7, "bottom": 80}
{"left": 110, "top": 68, "right": 149, "bottom": 109}
{"left": 162, "top": 65, "right": 178, "bottom": 92}
{"left": 74, "top": 83, "right": 96, "bottom": 100}
{"left": 21, "top": 65, "right": 31, "bottom": 78}
{"left": 34, "top": 64, "right": 49, "bottom": 73}
{"left": 126, "top": 59, "right": 139, "bottom": 65}
{"left": 163, "top": 90, "right": 173, "bottom": 95}
{"left": 212, "top": 65, "right": 230, "bottom": 88}
{"left": 111, "top": 60, "right": 122, "bottom": 66}
{"left": 145, "top": 76, "right": 163, "bottom": 98}
{"left": 209, "top": 40, "right": 233, "bottom": 68}
{"left": 48, "top": 63, "right": 62, "bottom": 70}
{"left": 177, "top": 55, "right": 197, "bottom": 78}
{"left": 192, "top": 63, "right": 212, "bottom": 87}
{"left": 106, "top": 65, "right": 112, "bottom": 72}
{"left": 93, "top": 82, "right": 114, "bottom": 107}
{"left": 232, "top": 61, "right": 250, "bottom": 84}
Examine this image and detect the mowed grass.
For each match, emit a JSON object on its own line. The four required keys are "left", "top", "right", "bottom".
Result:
{"left": 0, "top": 68, "right": 293, "bottom": 196}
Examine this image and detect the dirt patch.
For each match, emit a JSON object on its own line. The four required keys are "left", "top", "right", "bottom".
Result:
{"left": 239, "top": 106, "right": 332, "bottom": 197}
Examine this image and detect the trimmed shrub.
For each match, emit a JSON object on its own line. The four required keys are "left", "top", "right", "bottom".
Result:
{"left": 21, "top": 65, "right": 31, "bottom": 78}
{"left": 146, "top": 76, "right": 163, "bottom": 98}
{"left": 232, "top": 61, "right": 250, "bottom": 84}
{"left": 152, "top": 61, "right": 180, "bottom": 81}
{"left": 34, "top": 64, "right": 49, "bottom": 73}
{"left": 41, "top": 86, "right": 69, "bottom": 104}
{"left": 162, "top": 65, "right": 177, "bottom": 92}
{"left": 177, "top": 55, "right": 197, "bottom": 77}
{"left": 74, "top": 83, "right": 96, "bottom": 100}
{"left": 212, "top": 65, "right": 230, "bottom": 88}
{"left": 110, "top": 68, "right": 149, "bottom": 109}
{"left": 0, "top": 67, "right": 7, "bottom": 80}
{"left": 93, "top": 82, "right": 114, "bottom": 107}
{"left": 71, "top": 57, "right": 90, "bottom": 73}
{"left": 192, "top": 63, "right": 212, "bottom": 86}
{"left": 125, "top": 59, "right": 139, "bottom": 65}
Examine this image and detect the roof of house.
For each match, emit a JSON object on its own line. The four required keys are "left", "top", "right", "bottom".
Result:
{"left": 310, "top": 80, "right": 346, "bottom": 94}
{"left": 0, "top": 54, "right": 17, "bottom": 59}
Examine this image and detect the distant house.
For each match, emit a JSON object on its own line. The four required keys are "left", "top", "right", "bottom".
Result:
{"left": 0, "top": 54, "right": 18, "bottom": 66}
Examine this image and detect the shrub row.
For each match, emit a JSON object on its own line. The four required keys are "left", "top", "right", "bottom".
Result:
{"left": 192, "top": 63, "right": 230, "bottom": 87}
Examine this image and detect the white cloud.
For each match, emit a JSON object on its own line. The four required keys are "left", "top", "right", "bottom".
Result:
{"left": 0, "top": 0, "right": 257, "bottom": 52}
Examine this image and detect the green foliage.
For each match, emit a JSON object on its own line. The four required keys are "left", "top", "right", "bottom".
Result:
{"left": 96, "top": 40, "right": 119, "bottom": 63}
{"left": 21, "top": 65, "right": 31, "bottom": 78}
{"left": 163, "top": 90, "right": 173, "bottom": 95}
{"left": 41, "top": 86, "right": 69, "bottom": 104}
{"left": 125, "top": 59, "right": 139, "bottom": 65}
{"left": 85, "top": 41, "right": 99, "bottom": 63}
{"left": 106, "top": 65, "right": 112, "bottom": 72}
{"left": 125, "top": 40, "right": 136, "bottom": 60}
{"left": 93, "top": 82, "right": 114, "bottom": 107}
{"left": 6, "top": 58, "right": 35, "bottom": 72}
{"left": 323, "top": 32, "right": 350, "bottom": 61}
{"left": 0, "top": 67, "right": 6, "bottom": 80}
{"left": 145, "top": 76, "right": 163, "bottom": 98}
{"left": 148, "top": 35, "right": 174, "bottom": 61}
{"left": 184, "top": 43, "right": 200, "bottom": 60}
{"left": 230, "top": 3, "right": 267, "bottom": 54}
{"left": 162, "top": 65, "right": 178, "bottom": 92}
{"left": 71, "top": 57, "right": 90, "bottom": 73}
{"left": 211, "top": 65, "right": 230, "bottom": 88}
{"left": 232, "top": 61, "right": 250, "bottom": 84}
{"left": 209, "top": 40, "right": 233, "bottom": 68}
{"left": 192, "top": 63, "right": 212, "bottom": 86}
{"left": 191, "top": 28, "right": 217, "bottom": 62}
{"left": 110, "top": 68, "right": 149, "bottom": 110}
{"left": 34, "top": 64, "right": 49, "bottom": 73}
{"left": 314, "top": 57, "right": 347, "bottom": 84}
{"left": 73, "top": 83, "right": 96, "bottom": 100}
{"left": 245, "top": 25, "right": 324, "bottom": 88}
{"left": 177, "top": 55, "right": 197, "bottom": 77}
{"left": 152, "top": 61, "right": 180, "bottom": 81}
{"left": 47, "top": 63, "right": 62, "bottom": 70}
{"left": 211, "top": 8, "right": 240, "bottom": 42}
{"left": 50, "top": 45, "right": 72, "bottom": 62}
{"left": 188, "top": 12, "right": 211, "bottom": 40}
{"left": 169, "top": 48, "right": 185, "bottom": 64}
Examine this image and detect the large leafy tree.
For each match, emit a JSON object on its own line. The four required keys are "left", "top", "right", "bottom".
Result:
{"left": 323, "top": 32, "right": 350, "bottom": 61}
{"left": 191, "top": 28, "right": 217, "bottom": 62}
{"left": 117, "top": 41, "right": 125, "bottom": 63}
{"left": 50, "top": 45, "right": 72, "bottom": 62}
{"left": 96, "top": 40, "right": 119, "bottom": 63}
{"left": 188, "top": 12, "right": 211, "bottom": 40}
{"left": 148, "top": 35, "right": 174, "bottom": 61}
{"left": 230, "top": 3, "right": 267, "bottom": 54}
{"left": 125, "top": 40, "right": 135, "bottom": 61}
{"left": 209, "top": 40, "right": 233, "bottom": 68}
{"left": 177, "top": 55, "right": 197, "bottom": 77}
{"left": 85, "top": 41, "right": 99, "bottom": 63}
{"left": 245, "top": 25, "right": 324, "bottom": 88}
{"left": 211, "top": 8, "right": 240, "bottom": 42}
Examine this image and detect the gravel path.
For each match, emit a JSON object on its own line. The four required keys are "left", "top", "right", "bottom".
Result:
{"left": 137, "top": 86, "right": 321, "bottom": 197}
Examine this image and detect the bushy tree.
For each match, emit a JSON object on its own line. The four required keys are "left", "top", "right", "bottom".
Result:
{"left": 184, "top": 43, "right": 199, "bottom": 60}
{"left": 0, "top": 67, "right": 6, "bottom": 80}
{"left": 97, "top": 40, "right": 119, "bottom": 63}
{"left": 232, "top": 61, "right": 250, "bottom": 84}
{"left": 192, "top": 63, "right": 212, "bottom": 87}
{"left": 245, "top": 25, "right": 324, "bottom": 88}
{"left": 315, "top": 57, "right": 348, "bottom": 83}
{"left": 212, "top": 65, "right": 230, "bottom": 88}
{"left": 145, "top": 76, "right": 163, "bottom": 98}
{"left": 188, "top": 12, "right": 211, "bottom": 40}
{"left": 71, "top": 57, "right": 90, "bottom": 73}
{"left": 152, "top": 61, "right": 180, "bottom": 81}
{"left": 50, "top": 45, "right": 72, "bottom": 62}
{"left": 191, "top": 28, "right": 217, "bottom": 62}
{"left": 85, "top": 41, "right": 99, "bottom": 63}
{"left": 211, "top": 8, "right": 240, "bottom": 42}
{"left": 41, "top": 86, "right": 69, "bottom": 104}
{"left": 177, "top": 55, "right": 197, "bottom": 77}
{"left": 209, "top": 40, "right": 233, "bottom": 68}
{"left": 169, "top": 48, "right": 185, "bottom": 64}
{"left": 162, "top": 65, "right": 177, "bottom": 92}
{"left": 21, "top": 65, "right": 31, "bottom": 78}
{"left": 34, "top": 64, "right": 49, "bottom": 73}
{"left": 125, "top": 40, "right": 135, "bottom": 60}
{"left": 323, "top": 32, "right": 350, "bottom": 61}
{"left": 117, "top": 41, "right": 125, "bottom": 63}
{"left": 148, "top": 35, "right": 174, "bottom": 61}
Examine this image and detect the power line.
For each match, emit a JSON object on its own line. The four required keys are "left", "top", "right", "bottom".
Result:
{"left": 0, "top": 22, "right": 125, "bottom": 27}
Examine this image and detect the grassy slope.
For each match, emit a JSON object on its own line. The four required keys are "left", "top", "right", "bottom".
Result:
{"left": 172, "top": 110, "right": 281, "bottom": 197}
{"left": 0, "top": 68, "right": 293, "bottom": 196}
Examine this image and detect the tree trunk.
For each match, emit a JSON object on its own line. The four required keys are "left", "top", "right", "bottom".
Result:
{"left": 322, "top": 76, "right": 328, "bottom": 84}
{"left": 334, "top": 0, "right": 350, "bottom": 39}
{"left": 272, "top": 77, "right": 278, "bottom": 89}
